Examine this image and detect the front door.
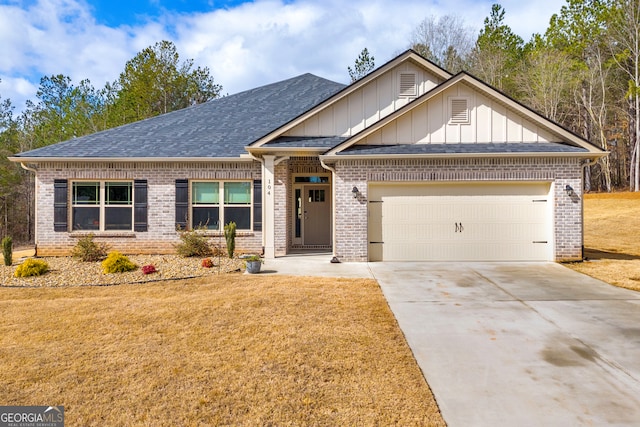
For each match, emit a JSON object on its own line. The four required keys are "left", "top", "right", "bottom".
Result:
{"left": 293, "top": 180, "right": 331, "bottom": 248}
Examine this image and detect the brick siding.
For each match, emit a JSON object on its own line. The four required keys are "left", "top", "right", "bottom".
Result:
{"left": 35, "top": 161, "right": 263, "bottom": 256}
{"left": 333, "top": 157, "right": 584, "bottom": 262}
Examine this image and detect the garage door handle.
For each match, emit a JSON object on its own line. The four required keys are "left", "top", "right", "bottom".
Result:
{"left": 455, "top": 222, "right": 464, "bottom": 233}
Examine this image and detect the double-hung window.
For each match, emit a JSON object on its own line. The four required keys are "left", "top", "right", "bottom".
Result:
{"left": 72, "top": 181, "right": 133, "bottom": 231}
{"left": 191, "top": 181, "right": 251, "bottom": 230}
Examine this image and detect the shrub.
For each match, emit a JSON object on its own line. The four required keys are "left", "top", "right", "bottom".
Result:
{"left": 224, "top": 221, "right": 236, "bottom": 258}
{"left": 142, "top": 264, "right": 157, "bottom": 275}
{"left": 201, "top": 258, "right": 214, "bottom": 268}
{"left": 2, "top": 236, "right": 12, "bottom": 266}
{"left": 14, "top": 259, "right": 49, "bottom": 278}
{"left": 174, "top": 228, "right": 212, "bottom": 257}
{"left": 102, "top": 251, "right": 137, "bottom": 274}
{"left": 71, "top": 234, "right": 109, "bottom": 262}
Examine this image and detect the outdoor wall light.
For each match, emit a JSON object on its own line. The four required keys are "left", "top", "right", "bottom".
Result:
{"left": 565, "top": 184, "right": 575, "bottom": 197}
{"left": 352, "top": 186, "right": 360, "bottom": 199}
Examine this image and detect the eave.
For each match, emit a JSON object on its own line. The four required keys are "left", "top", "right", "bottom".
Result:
{"left": 8, "top": 156, "right": 256, "bottom": 163}
{"left": 319, "top": 150, "right": 608, "bottom": 163}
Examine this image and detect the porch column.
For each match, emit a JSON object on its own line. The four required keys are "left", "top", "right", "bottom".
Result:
{"left": 263, "top": 155, "right": 276, "bottom": 259}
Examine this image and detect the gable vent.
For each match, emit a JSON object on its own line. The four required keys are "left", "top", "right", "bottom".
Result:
{"left": 399, "top": 73, "right": 417, "bottom": 97}
{"left": 450, "top": 98, "right": 469, "bottom": 124}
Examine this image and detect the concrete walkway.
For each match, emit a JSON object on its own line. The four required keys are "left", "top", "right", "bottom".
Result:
{"left": 259, "top": 253, "right": 374, "bottom": 279}
{"left": 369, "top": 262, "right": 640, "bottom": 427}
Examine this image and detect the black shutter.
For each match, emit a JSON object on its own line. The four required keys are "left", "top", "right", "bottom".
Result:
{"left": 134, "top": 179, "right": 148, "bottom": 232}
{"left": 175, "top": 179, "right": 189, "bottom": 229}
{"left": 54, "top": 179, "right": 68, "bottom": 232}
{"left": 253, "top": 179, "right": 262, "bottom": 232}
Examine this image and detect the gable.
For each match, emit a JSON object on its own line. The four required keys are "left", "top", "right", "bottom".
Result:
{"left": 284, "top": 61, "right": 445, "bottom": 138}
{"left": 324, "top": 72, "right": 606, "bottom": 158}
{"left": 358, "top": 80, "right": 556, "bottom": 146}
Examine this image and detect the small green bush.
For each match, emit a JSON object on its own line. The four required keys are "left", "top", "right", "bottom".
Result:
{"left": 224, "top": 221, "right": 236, "bottom": 258}
{"left": 14, "top": 259, "right": 49, "bottom": 278}
{"left": 2, "top": 236, "right": 12, "bottom": 266}
{"left": 71, "top": 234, "right": 109, "bottom": 262}
{"left": 174, "top": 228, "right": 212, "bottom": 257}
{"left": 102, "top": 251, "right": 137, "bottom": 274}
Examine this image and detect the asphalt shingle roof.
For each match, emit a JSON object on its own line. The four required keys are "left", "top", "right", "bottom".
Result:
{"left": 15, "top": 74, "right": 346, "bottom": 159}
{"left": 264, "top": 136, "right": 349, "bottom": 149}
{"left": 337, "top": 142, "right": 588, "bottom": 156}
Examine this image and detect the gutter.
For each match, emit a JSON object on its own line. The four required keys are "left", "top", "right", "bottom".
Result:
{"left": 319, "top": 151, "right": 608, "bottom": 163}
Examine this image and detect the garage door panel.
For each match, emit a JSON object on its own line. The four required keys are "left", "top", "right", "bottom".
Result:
{"left": 369, "top": 182, "right": 552, "bottom": 261}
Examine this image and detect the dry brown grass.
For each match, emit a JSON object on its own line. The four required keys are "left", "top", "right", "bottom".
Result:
{"left": 566, "top": 192, "right": 640, "bottom": 291}
{"left": 0, "top": 275, "right": 445, "bottom": 426}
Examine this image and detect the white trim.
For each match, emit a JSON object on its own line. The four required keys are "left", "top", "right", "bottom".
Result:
{"left": 70, "top": 180, "right": 134, "bottom": 232}
{"left": 189, "top": 180, "right": 253, "bottom": 231}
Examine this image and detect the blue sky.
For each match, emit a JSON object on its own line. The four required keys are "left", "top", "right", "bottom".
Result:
{"left": 0, "top": 0, "right": 566, "bottom": 114}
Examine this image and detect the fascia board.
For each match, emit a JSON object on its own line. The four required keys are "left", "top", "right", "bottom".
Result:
{"left": 319, "top": 151, "right": 608, "bottom": 163}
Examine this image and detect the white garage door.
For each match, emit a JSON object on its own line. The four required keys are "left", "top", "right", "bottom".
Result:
{"left": 368, "top": 182, "right": 553, "bottom": 261}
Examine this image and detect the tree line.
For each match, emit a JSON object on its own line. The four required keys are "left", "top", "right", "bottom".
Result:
{"left": 406, "top": 1, "right": 639, "bottom": 194}
{"left": 2, "top": 0, "right": 639, "bottom": 244}
{"left": 0, "top": 41, "right": 222, "bottom": 243}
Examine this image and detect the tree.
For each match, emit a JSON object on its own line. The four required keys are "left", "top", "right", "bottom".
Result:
{"left": 409, "top": 15, "right": 475, "bottom": 73}
{"left": 110, "top": 40, "right": 222, "bottom": 124}
{"left": 22, "top": 75, "right": 106, "bottom": 148}
{"left": 608, "top": 0, "right": 640, "bottom": 191}
{"left": 348, "top": 48, "right": 375, "bottom": 82}
{"left": 545, "top": 0, "right": 616, "bottom": 192}
{"left": 517, "top": 38, "right": 575, "bottom": 123}
{"left": 470, "top": 4, "right": 524, "bottom": 93}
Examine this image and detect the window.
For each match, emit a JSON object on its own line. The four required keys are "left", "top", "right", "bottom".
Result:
{"left": 72, "top": 181, "right": 133, "bottom": 231}
{"left": 191, "top": 181, "right": 252, "bottom": 230}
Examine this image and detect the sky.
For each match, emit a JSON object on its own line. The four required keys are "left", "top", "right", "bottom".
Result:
{"left": 0, "top": 0, "right": 567, "bottom": 114}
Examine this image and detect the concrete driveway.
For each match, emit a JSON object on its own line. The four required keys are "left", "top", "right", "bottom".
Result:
{"left": 369, "top": 262, "right": 640, "bottom": 427}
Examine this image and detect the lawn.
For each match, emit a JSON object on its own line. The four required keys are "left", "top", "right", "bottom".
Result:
{"left": 566, "top": 191, "right": 640, "bottom": 291}
{"left": 0, "top": 274, "right": 445, "bottom": 426}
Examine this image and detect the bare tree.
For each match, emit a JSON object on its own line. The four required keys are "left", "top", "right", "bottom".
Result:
{"left": 609, "top": 0, "right": 640, "bottom": 190}
{"left": 409, "top": 15, "right": 475, "bottom": 73}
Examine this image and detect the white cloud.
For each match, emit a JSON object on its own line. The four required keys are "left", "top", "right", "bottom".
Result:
{"left": 0, "top": 0, "right": 564, "bottom": 114}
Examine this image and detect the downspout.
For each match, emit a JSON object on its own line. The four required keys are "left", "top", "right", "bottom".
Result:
{"left": 20, "top": 162, "right": 37, "bottom": 173}
{"left": 320, "top": 158, "right": 339, "bottom": 263}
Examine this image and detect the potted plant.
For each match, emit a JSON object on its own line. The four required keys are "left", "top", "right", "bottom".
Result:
{"left": 244, "top": 254, "right": 262, "bottom": 274}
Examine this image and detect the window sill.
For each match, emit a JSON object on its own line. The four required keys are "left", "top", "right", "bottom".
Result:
{"left": 70, "top": 231, "right": 136, "bottom": 238}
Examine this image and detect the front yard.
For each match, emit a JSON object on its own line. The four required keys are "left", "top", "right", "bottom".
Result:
{"left": 0, "top": 274, "right": 445, "bottom": 426}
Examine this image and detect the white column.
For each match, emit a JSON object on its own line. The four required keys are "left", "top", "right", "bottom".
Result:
{"left": 263, "top": 155, "right": 276, "bottom": 259}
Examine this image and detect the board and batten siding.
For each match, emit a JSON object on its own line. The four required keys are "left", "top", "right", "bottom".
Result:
{"left": 284, "top": 62, "right": 443, "bottom": 138}
{"left": 360, "top": 81, "right": 557, "bottom": 145}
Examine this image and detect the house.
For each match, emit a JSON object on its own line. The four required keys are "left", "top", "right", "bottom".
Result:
{"left": 9, "top": 50, "right": 606, "bottom": 262}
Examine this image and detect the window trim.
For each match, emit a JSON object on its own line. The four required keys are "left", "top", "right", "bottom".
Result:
{"left": 190, "top": 180, "right": 253, "bottom": 231}
{"left": 71, "top": 180, "right": 134, "bottom": 232}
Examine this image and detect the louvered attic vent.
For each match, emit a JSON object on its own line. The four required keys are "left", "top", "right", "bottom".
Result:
{"left": 450, "top": 98, "right": 469, "bottom": 124}
{"left": 399, "top": 73, "right": 417, "bottom": 97}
